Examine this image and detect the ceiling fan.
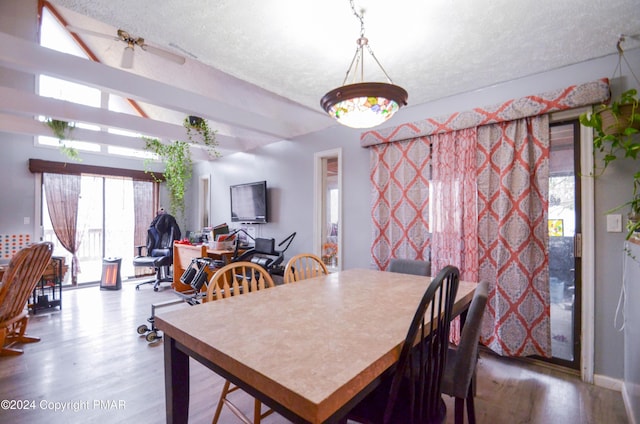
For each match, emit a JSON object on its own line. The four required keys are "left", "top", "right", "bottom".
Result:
{"left": 66, "top": 26, "right": 186, "bottom": 69}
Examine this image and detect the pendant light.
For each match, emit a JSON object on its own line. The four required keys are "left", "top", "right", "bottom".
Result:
{"left": 321, "top": 0, "right": 408, "bottom": 129}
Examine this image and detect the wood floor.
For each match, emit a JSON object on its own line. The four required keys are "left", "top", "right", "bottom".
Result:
{"left": 0, "top": 280, "right": 629, "bottom": 424}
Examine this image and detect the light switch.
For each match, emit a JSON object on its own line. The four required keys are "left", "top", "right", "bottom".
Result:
{"left": 606, "top": 214, "right": 622, "bottom": 232}
{"left": 24, "top": 216, "right": 30, "bottom": 225}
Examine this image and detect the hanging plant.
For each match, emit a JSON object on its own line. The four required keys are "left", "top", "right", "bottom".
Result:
{"left": 579, "top": 36, "right": 640, "bottom": 240}
{"left": 44, "top": 118, "right": 81, "bottom": 161}
{"left": 143, "top": 137, "right": 192, "bottom": 220}
{"left": 143, "top": 116, "right": 219, "bottom": 221}
{"left": 184, "top": 116, "right": 220, "bottom": 158}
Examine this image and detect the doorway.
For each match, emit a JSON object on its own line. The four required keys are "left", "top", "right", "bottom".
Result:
{"left": 314, "top": 149, "right": 342, "bottom": 271}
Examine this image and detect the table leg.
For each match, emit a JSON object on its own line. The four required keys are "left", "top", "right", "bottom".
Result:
{"left": 164, "top": 335, "right": 190, "bottom": 424}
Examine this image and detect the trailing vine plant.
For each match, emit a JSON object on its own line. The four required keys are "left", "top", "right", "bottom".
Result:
{"left": 44, "top": 118, "right": 81, "bottom": 161}
{"left": 143, "top": 137, "right": 192, "bottom": 221}
{"left": 184, "top": 116, "right": 220, "bottom": 158}
{"left": 143, "top": 116, "right": 218, "bottom": 221}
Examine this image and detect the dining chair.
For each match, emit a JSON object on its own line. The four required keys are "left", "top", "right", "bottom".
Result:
{"left": 283, "top": 253, "right": 329, "bottom": 283}
{"left": 388, "top": 258, "right": 431, "bottom": 276}
{"left": 441, "top": 281, "right": 489, "bottom": 424}
{"left": 0, "top": 242, "right": 53, "bottom": 356}
{"left": 206, "top": 261, "right": 276, "bottom": 424}
{"left": 345, "top": 265, "right": 460, "bottom": 424}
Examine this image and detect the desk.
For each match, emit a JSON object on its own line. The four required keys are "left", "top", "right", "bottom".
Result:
{"left": 172, "top": 244, "right": 240, "bottom": 293}
{"left": 155, "top": 268, "right": 476, "bottom": 423}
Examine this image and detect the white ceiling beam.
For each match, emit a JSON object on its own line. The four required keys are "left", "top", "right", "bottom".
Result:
{"left": 0, "top": 112, "right": 225, "bottom": 161}
{"left": 0, "top": 85, "right": 244, "bottom": 152}
{"left": 0, "top": 31, "right": 317, "bottom": 140}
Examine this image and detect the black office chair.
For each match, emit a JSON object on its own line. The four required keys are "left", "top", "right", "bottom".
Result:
{"left": 134, "top": 213, "right": 181, "bottom": 291}
{"left": 345, "top": 265, "right": 460, "bottom": 424}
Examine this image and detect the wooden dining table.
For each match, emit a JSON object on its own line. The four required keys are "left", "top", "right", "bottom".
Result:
{"left": 155, "top": 268, "right": 476, "bottom": 424}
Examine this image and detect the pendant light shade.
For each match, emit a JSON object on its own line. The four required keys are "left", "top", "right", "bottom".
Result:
{"left": 321, "top": 1, "right": 408, "bottom": 129}
{"left": 321, "top": 82, "right": 408, "bottom": 129}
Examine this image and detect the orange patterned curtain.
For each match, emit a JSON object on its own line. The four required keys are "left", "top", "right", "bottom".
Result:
{"left": 370, "top": 137, "right": 431, "bottom": 270}
{"left": 477, "top": 116, "right": 551, "bottom": 356}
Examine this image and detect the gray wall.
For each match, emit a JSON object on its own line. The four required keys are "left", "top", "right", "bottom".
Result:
{"left": 2, "top": 0, "right": 639, "bottom": 381}
{"left": 195, "top": 48, "right": 640, "bottom": 381}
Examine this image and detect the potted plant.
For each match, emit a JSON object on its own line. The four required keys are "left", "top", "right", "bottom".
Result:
{"left": 184, "top": 116, "right": 219, "bottom": 158}
{"left": 579, "top": 88, "right": 640, "bottom": 173}
{"left": 44, "top": 118, "right": 81, "bottom": 161}
{"left": 143, "top": 116, "right": 218, "bottom": 221}
{"left": 580, "top": 89, "right": 640, "bottom": 239}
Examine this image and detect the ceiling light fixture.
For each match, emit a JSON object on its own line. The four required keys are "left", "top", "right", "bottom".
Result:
{"left": 321, "top": 0, "right": 408, "bottom": 129}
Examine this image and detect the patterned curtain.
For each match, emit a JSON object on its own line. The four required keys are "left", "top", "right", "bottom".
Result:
{"left": 370, "top": 137, "right": 431, "bottom": 270}
{"left": 43, "top": 173, "right": 82, "bottom": 286}
{"left": 430, "top": 127, "right": 479, "bottom": 283}
{"left": 133, "top": 180, "right": 158, "bottom": 276}
{"left": 365, "top": 80, "right": 606, "bottom": 357}
{"left": 476, "top": 116, "right": 551, "bottom": 357}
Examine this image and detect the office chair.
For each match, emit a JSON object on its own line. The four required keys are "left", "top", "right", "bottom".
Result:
{"left": 134, "top": 212, "right": 181, "bottom": 291}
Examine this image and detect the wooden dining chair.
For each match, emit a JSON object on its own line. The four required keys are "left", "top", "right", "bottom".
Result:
{"left": 283, "top": 253, "right": 329, "bottom": 283}
{"left": 0, "top": 242, "right": 53, "bottom": 356}
{"left": 345, "top": 265, "right": 460, "bottom": 424}
{"left": 206, "top": 261, "right": 275, "bottom": 424}
{"left": 441, "top": 281, "right": 489, "bottom": 424}
{"left": 388, "top": 258, "right": 431, "bottom": 276}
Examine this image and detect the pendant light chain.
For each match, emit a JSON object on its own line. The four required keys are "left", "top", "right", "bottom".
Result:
{"left": 346, "top": 0, "right": 395, "bottom": 85}
{"left": 320, "top": 0, "right": 408, "bottom": 129}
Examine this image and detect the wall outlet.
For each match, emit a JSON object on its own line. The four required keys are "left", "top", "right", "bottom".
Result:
{"left": 24, "top": 216, "right": 30, "bottom": 225}
{"left": 606, "top": 214, "right": 622, "bottom": 232}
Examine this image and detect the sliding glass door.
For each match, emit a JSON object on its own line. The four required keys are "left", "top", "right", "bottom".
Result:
{"left": 43, "top": 175, "right": 137, "bottom": 285}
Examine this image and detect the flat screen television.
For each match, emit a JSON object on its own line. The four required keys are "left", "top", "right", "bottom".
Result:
{"left": 230, "top": 181, "right": 268, "bottom": 223}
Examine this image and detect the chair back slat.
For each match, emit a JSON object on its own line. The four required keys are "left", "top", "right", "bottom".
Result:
{"left": 206, "top": 261, "right": 275, "bottom": 302}
{"left": 0, "top": 242, "right": 53, "bottom": 322}
{"left": 283, "top": 253, "right": 329, "bottom": 283}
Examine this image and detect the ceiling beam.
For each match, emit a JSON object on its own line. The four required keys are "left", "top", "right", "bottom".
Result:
{"left": 0, "top": 112, "right": 222, "bottom": 161}
{"left": 0, "top": 31, "right": 322, "bottom": 140}
{"left": 0, "top": 85, "right": 244, "bottom": 153}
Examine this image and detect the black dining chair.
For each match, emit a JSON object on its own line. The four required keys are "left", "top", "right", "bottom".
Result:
{"left": 388, "top": 258, "right": 431, "bottom": 276}
{"left": 441, "top": 281, "right": 489, "bottom": 424}
{"left": 345, "top": 265, "right": 460, "bottom": 424}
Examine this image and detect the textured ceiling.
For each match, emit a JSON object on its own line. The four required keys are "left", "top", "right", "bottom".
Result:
{"left": 49, "top": 0, "right": 640, "bottom": 111}
{"left": 9, "top": 0, "right": 632, "bottom": 157}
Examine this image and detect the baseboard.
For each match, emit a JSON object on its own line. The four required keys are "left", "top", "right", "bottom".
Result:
{"left": 593, "top": 373, "right": 623, "bottom": 392}
{"left": 623, "top": 382, "right": 639, "bottom": 424}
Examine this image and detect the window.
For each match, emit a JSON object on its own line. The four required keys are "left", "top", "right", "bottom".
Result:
{"left": 38, "top": 4, "right": 147, "bottom": 159}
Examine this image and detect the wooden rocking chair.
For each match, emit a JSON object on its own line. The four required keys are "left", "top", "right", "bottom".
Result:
{"left": 0, "top": 242, "right": 53, "bottom": 356}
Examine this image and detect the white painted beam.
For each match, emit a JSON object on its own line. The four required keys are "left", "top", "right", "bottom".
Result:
{"left": 0, "top": 112, "right": 226, "bottom": 161}
{"left": 0, "top": 85, "right": 244, "bottom": 152}
{"left": 0, "top": 31, "right": 327, "bottom": 140}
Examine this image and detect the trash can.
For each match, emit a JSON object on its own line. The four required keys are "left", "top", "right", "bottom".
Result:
{"left": 100, "top": 257, "right": 122, "bottom": 290}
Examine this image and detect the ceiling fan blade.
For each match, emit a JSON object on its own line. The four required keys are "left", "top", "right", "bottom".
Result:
{"left": 66, "top": 25, "right": 119, "bottom": 42}
{"left": 139, "top": 44, "right": 186, "bottom": 65}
